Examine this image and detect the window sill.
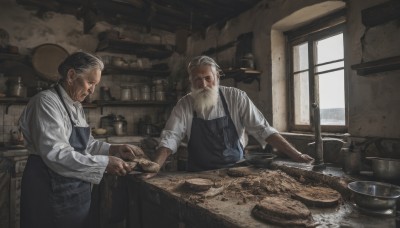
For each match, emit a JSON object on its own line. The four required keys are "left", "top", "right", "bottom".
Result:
{"left": 280, "top": 132, "right": 347, "bottom": 140}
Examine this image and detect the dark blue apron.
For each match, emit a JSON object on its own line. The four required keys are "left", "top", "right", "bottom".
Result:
{"left": 187, "top": 89, "right": 243, "bottom": 171}
{"left": 20, "top": 85, "right": 91, "bottom": 228}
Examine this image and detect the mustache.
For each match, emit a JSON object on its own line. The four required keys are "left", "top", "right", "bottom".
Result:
{"left": 191, "top": 86, "right": 213, "bottom": 95}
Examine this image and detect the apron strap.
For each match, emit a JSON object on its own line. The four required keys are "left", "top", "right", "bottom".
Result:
{"left": 55, "top": 84, "right": 76, "bottom": 126}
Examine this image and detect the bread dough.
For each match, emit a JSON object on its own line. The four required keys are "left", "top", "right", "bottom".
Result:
{"left": 252, "top": 196, "right": 315, "bottom": 227}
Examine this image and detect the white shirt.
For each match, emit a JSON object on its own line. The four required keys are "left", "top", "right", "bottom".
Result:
{"left": 159, "top": 86, "right": 278, "bottom": 153}
{"left": 19, "top": 85, "right": 110, "bottom": 184}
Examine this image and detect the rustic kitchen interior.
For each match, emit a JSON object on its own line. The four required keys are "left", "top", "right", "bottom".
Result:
{"left": 1, "top": 0, "right": 400, "bottom": 227}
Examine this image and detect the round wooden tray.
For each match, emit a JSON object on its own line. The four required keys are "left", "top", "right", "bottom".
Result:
{"left": 32, "top": 43, "right": 69, "bottom": 82}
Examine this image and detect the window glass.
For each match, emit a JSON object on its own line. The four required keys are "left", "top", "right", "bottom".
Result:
{"left": 316, "top": 33, "right": 343, "bottom": 64}
{"left": 318, "top": 69, "right": 345, "bottom": 125}
{"left": 288, "top": 18, "right": 346, "bottom": 132}
{"left": 294, "top": 71, "right": 310, "bottom": 125}
{"left": 293, "top": 43, "right": 308, "bottom": 72}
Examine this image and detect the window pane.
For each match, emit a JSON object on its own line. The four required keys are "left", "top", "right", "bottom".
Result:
{"left": 293, "top": 43, "right": 308, "bottom": 72}
{"left": 316, "top": 33, "right": 343, "bottom": 64}
{"left": 316, "top": 60, "right": 344, "bottom": 73}
{"left": 294, "top": 72, "right": 310, "bottom": 125}
{"left": 318, "top": 69, "right": 345, "bottom": 125}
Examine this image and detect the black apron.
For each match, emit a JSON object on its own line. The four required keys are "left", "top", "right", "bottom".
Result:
{"left": 187, "top": 89, "right": 243, "bottom": 171}
{"left": 20, "top": 85, "right": 91, "bottom": 228}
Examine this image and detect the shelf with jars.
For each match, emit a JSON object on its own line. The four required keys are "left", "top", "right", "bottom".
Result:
{"left": 92, "top": 100, "right": 173, "bottom": 115}
{"left": 0, "top": 97, "right": 98, "bottom": 114}
{"left": 221, "top": 68, "right": 261, "bottom": 90}
{"left": 0, "top": 97, "right": 173, "bottom": 115}
{"left": 102, "top": 64, "right": 170, "bottom": 77}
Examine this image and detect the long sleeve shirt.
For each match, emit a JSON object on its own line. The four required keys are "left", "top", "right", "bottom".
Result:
{"left": 159, "top": 86, "right": 278, "bottom": 153}
{"left": 19, "top": 86, "right": 109, "bottom": 184}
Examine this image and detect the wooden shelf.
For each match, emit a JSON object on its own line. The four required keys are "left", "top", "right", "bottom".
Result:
{"left": 103, "top": 65, "right": 170, "bottom": 77}
{"left": 96, "top": 39, "right": 174, "bottom": 59}
{"left": 222, "top": 68, "right": 261, "bottom": 90}
{"left": 93, "top": 100, "right": 173, "bottom": 106}
{"left": 0, "top": 98, "right": 29, "bottom": 114}
{"left": 351, "top": 56, "right": 400, "bottom": 76}
{"left": 0, "top": 53, "right": 27, "bottom": 62}
{"left": 0, "top": 98, "right": 172, "bottom": 114}
{"left": 92, "top": 100, "right": 173, "bottom": 114}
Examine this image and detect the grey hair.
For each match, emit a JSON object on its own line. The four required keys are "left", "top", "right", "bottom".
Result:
{"left": 187, "top": 56, "right": 223, "bottom": 81}
{"left": 58, "top": 51, "right": 104, "bottom": 80}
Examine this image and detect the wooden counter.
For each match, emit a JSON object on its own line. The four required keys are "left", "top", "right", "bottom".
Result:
{"left": 125, "top": 163, "right": 398, "bottom": 228}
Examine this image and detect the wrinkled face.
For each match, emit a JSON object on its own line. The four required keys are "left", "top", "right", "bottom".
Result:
{"left": 190, "top": 65, "right": 219, "bottom": 113}
{"left": 64, "top": 68, "right": 101, "bottom": 102}
{"left": 191, "top": 65, "right": 218, "bottom": 90}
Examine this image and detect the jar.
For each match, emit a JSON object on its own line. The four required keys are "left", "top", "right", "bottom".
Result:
{"left": 153, "top": 79, "right": 165, "bottom": 92}
{"left": 141, "top": 84, "right": 150, "bottom": 101}
{"left": 155, "top": 91, "right": 165, "bottom": 101}
{"left": 8, "top": 77, "right": 26, "bottom": 97}
{"left": 131, "top": 85, "right": 140, "bottom": 101}
{"left": 120, "top": 86, "right": 132, "bottom": 101}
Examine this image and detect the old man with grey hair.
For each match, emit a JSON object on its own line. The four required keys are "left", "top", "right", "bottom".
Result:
{"left": 19, "top": 51, "right": 144, "bottom": 228}
{"left": 142, "top": 55, "right": 313, "bottom": 177}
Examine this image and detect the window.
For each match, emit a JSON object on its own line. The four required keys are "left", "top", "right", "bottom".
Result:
{"left": 286, "top": 11, "right": 347, "bottom": 132}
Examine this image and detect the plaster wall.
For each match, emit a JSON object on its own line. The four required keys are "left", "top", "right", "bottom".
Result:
{"left": 346, "top": 0, "right": 400, "bottom": 138}
{"left": 0, "top": 0, "right": 175, "bottom": 143}
{"left": 187, "top": 0, "right": 400, "bottom": 141}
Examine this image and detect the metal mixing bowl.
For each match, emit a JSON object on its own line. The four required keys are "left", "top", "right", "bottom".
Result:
{"left": 348, "top": 181, "right": 400, "bottom": 210}
{"left": 245, "top": 152, "right": 276, "bottom": 167}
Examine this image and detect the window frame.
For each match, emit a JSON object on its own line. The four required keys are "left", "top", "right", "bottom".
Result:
{"left": 286, "top": 10, "right": 348, "bottom": 133}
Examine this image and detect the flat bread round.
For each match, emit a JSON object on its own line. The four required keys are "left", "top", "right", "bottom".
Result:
{"left": 252, "top": 196, "right": 315, "bottom": 227}
{"left": 292, "top": 186, "right": 341, "bottom": 207}
{"left": 184, "top": 178, "right": 214, "bottom": 192}
{"left": 227, "top": 167, "right": 253, "bottom": 177}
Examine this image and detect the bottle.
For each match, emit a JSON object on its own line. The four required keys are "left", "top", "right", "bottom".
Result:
{"left": 344, "top": 142, "right": 361, "bottom": 175}
{"left": 9, "top": 77, "right": 26, "bottom": 97}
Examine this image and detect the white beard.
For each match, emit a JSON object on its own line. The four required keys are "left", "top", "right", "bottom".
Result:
{"left": 190, "top": 85, "right": 219, "bottom": 115}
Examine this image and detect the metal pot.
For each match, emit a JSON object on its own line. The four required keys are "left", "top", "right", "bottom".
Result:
{"left": 367, "top": 157, "right": 400, "bottom": 180}
{"left": 348, "top": 181, "right": 400, "bottom": 210}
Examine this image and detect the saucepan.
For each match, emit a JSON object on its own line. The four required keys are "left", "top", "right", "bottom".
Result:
{"left": 366, "top": 157, "right": 400, "bottom": 181}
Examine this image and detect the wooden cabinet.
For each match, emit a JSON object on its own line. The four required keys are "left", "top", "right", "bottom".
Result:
{"left": 0, "top": 150, "right": 28, "bottom": 228}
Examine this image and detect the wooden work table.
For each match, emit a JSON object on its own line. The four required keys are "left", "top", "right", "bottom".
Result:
{"left": 124, "top": 161, "right": 398, "bottom": 228}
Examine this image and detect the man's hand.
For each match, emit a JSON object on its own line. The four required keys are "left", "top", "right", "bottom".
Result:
{"left": 293, "top": 153, "right": 314, "bottom": 163}
{"left": 106, "top": 156, "right": 132, "bottom": 176}
{"left": 266, "top": 133, "right": 314, "bottom": 164}
{"left": 137, "top": 147, "right": 172, "bottom": 180}
{"left": 109, "top": 144, "right": 145, "bottom": 161}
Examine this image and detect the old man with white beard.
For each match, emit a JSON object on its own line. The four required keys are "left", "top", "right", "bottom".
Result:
{"left": 143, "top": 56, "right": 313, "bottom": 176}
